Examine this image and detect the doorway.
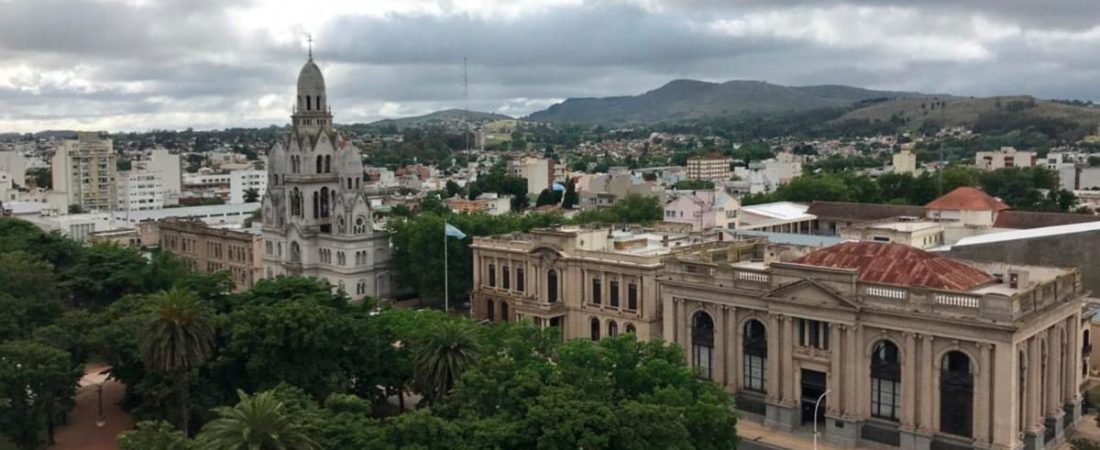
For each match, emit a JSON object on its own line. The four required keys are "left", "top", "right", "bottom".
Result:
{"left": 801, "top": 369, "right": 828, "bottom": 425}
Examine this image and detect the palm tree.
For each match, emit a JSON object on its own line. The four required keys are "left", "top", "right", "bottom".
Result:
{"left": 197, "top": 390, "right": 320, "bottom": 450}
{"left": 141, "top": 288, "right": 215, "bottom": 434}
{"left": 412, "top": 321, "right": 482, "bottom": 402}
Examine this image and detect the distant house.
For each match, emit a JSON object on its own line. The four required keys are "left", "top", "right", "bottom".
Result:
{"left": 662, "top": 190, "right": 740, "bottom": 231}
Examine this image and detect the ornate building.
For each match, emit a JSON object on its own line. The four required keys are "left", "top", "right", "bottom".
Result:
{"left": 261, "top": 54, "right": 394, "bottom": 298}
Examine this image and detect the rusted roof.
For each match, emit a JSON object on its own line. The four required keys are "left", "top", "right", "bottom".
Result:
{"left": 993, "top": 210, "right": 1100, "bottom": 229}
{"left": 791, "top": 241, "right": 995, "bottom": 291}
{"left": 805, "top": 201, "right": 926, "bottom": 222}
{"left": 925, "top": 187, "right": 1010, "bottom": 211}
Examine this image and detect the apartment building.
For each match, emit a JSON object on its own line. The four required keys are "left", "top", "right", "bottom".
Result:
{"left": 159, "top": 218, "right": 261, "bottom": 291}
{"left": 229, "top": 169, "right": 267, "bottom": 204}
{"left": 507, "top": 156, "right": 551, "bottom": 194}
{"left": 975, "top": 146, "right": 1037, "bottom": 170}
{"left": 892, "top": 145, "right": 917, "bottom": 174}
{"left": 51, "top": 132, "right": 118, "bottom": 211}
{"left": 687, "top": 154, "right": 732, "bottom": 183}
{"left": 663, "top": 189, "right": 740, "bottom": 231}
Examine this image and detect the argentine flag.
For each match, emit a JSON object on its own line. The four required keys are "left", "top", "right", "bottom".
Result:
{"left": 445, "top": 223, "right": 467, "bottom": 239}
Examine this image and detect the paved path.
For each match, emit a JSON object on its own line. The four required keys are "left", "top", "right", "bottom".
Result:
{"left": 737, "top": 419, "right": 873, "bottom": 450}
{"left": 47, "top": 365, "right": 133, "bottom": 450}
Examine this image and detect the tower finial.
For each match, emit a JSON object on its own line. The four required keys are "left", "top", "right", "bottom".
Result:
{"left": 307, "top": 33, "right": 313, "bottom": 61}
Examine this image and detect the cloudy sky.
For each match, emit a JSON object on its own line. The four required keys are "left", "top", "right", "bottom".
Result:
{"left": 2, "top": 0, "right": 1099, "bottom": 132}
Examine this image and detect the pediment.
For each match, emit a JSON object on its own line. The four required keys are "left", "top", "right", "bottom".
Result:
{"left": 763, "top": 278, "right": 861, "bottom": 311}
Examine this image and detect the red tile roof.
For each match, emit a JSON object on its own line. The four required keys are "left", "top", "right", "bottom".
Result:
{"left": 925, "top": 187, "right": 1010, "bottom": 211}
{"left": 791, "top": 241, "right": 994, "bottom": 291}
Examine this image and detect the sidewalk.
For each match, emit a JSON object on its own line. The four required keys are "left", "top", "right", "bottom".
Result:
{"left": 47, "top": 365, "right": 133, "bottom": 450}
{"left": 738, "top": 419, "right": 874, "bottom": 450}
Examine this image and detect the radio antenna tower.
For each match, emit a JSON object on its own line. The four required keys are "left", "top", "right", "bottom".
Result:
{"left": 463, "top": 57, "right": 470, "bottom": 154}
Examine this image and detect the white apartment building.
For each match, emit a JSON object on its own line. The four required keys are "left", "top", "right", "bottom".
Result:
{"left": 734, "top": 153, "right": 803, "bottom": 194}
{"left": 0, "top": 151, "right": 27, "bottom": 186}
{"left": 975, "top": 146, "right": 1036, "bottom": 170}
{"left": 507, "top": 156, "right": 551, "bottom": 194}
{"left": 51, "top": 132, "right": 118, "bottom": 212}
{"left": 117, "top": 171, "right": 166, "bottom": 211}
{"left": 230, "top": 170, "right": 268, "bottom": 204}
{"left": 686, "top": 154, "right": 732, "bottom": 183}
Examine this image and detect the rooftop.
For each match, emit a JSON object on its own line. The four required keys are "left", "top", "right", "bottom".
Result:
{"left": 993, "top": 210, "right": 1100, "bottom": 229}
{"left": 805, "top": 201, "right": 925, "bottom": 222}
{"left": 939, "top": 220, "right": 1100, "bottom": 250}
{"left": 791, "top": 241, "right": 995, "bottom": 291}
{"left": 741, "top": 201, "right": 813, "bottom": 221}
{"left": 925, "top": 187, "right": 1010, "bottom": 212}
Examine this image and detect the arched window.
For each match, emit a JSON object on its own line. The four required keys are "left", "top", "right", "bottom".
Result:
{"left": 486, "top": 300, "right": 495, "bottom": 321}
{"left": 500, "top": 302, "right": 508, "bottom": 321}
{"left": 743, "top": 320, "right": 767, "bottom": 392}
{"left": 870, "top": 341, "right": 901, "bottom": 421}
{"left": 692, "top": 312, "right": 715, "bottom": 379}
{"left": 312, "top": 191, "right": 319, "bottom": 218}
{"left": 306, "top": 96, "right": 312, "bottom": 111}
{"left": 290, "top": 241, "right": 301, "bottom": 263}
{"left": 940, "top": 351, "right": 974, "bottom": 437}
{"left": 608, "top": 320, "right": 619, "bottom": 338}
{"left": 320, "top": 187, "right": 329, "bottom": 218}
{"left": 316, "top": 155, "right": 323, "bottom": 174}
{"left": 337, "top": 216, "right": 346, "bottom": 234}
{"left": 325, "top": 155, "right": 331, "bottom": 173}
{"left": 547, "top": 270, "right": 559, "bottom": 303}
{"left": 625, "top": 323, "right": 636, "bottom": 334}
{"left": 354, "top": 216, "right": 367, "bottom": 234}
{"left": 590, "top": 317, "right": 600, "bottom": 341}
{"left": 290, "top": 188, "right": 301, "bottom": 217}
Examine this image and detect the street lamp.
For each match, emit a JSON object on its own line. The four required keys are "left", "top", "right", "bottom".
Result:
{"left": 813, "top": 389, "right": 831, "bottom": 450}
{"left": 95, "top": 383, "right": 105, "bottom": 428}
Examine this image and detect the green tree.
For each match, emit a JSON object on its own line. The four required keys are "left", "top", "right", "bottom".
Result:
{"left": 562, "top": 180, "right": 579, "bottom": 210}
{"left": 445, "top": 180, "right": 463, "bottom": 198}
{"left": 141, "top": 289, "right": 216, "bottom": 434}
{"left": 672, "top": 179, "right": 715, "bottom": 190}
{"left": 413, "top": 321, "right": 482, "bottom": 403}
{"left": 0, "top": 340, "right": 80, "bottom": 449}
{"left": 119, "top": 421, "right": 195, "bottom": 450}
{"left": 196, "top": 390, "right": 320, "bottom": 450}
{"left": 243, "top": 188, "right": 260, "bottom": 203}
{"left": 60, "top": 243, "right": 148, "bottom": 308}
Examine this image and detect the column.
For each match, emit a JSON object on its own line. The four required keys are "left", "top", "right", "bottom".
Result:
{"left": 783, "top": 316, "right": 796, "bottom": 405}
{"left": 729, "top": 308, "right": 740, "bottom": 391}
{"left": 717, "top": 306, "right": 728, "bottom": 386}
{"left": 1067, "top": 316, "right": 1081, "bottom": 404}
{"left": 767, "top": 314, "right": 781, "bottom": 402}
{"left": 662, "top": 297, "right": 675, "bottom": 343}
{"left": 901, "top": 333, "right": 918, "bottom": 428}
{"left": 918, "top": 335, "right": 934, "bottom": 431}
{"left": 828, "top": 324, "right": 842, "bottom": 416}
{"left": 677, "top": 299, "right": 688, "bottom": 346}
{"left": 1028, "top": 335, "right": 1042, "bottom": 431}
{"left": 991, "top": 342, "right": 1019, "bottom": 449}
{"left": 844, "top": 325, "right": 857, "bottom": 417}
{"left": 854, "top": 325, "right": 866, "bottom": 417}
{"left": 1048, "top": 329, "right": 1062, "bottom": 417}
{"left": 974, "top": 343, "right": 992, "bottom": 443}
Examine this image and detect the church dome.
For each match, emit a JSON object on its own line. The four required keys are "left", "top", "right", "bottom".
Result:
{"left": 297, "top": 59, "right": 326, "bottom": 104}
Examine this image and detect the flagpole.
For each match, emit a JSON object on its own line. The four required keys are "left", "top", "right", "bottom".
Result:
{"left": 444, "top": 224, "right": 449, "bottom": 313}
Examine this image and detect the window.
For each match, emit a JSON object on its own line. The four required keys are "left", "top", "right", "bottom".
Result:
{"left": 625, "top": 323, "right": 636, "bottom": 334}
{"left": 627, "top": 283, "right": 638, "bottom": 310}
{"left": 608, "top": 320, "right": 619, "bottom": 337}
{"left": 501, "top": 302, "right": 508, "bottom": 321}
{"left": 798, "top": 319, "right": 829, "bottom": 350}
{"left": 590, "top": 318, "right": 600, "bottom": 341}
{"left": 353, "top": 216, "right": 367, "bottom": 234}
{"left": 940, "top": 351, "right": 974, "bottom": 437}
{"left": 592, "top": 278, "right": 602, "bottom": 305}
{"left": 870, "top": 341, "right": 901, "bottom": 421}
{"left": 610, "top": 280, "right": 620, "bottom": 307}
{"left": 486, "top": 300, "right": 495, "bottom": 321}
{"left": 516, "top": 268, "right": 525, "bottom": 292}
{"left": 547, "top": 270, "right": 558, "bottom": 303}
{"left": 743, "top": 320, "right": 767, "bottom": 392}
{"left": 502, "top": 266, "right": 511, "bottom": 290}
{"left": 692, "top": 312, "right": 714, "bottom": 379}
{"left": 488, "top": 264, "right": 496, "bottom": 287}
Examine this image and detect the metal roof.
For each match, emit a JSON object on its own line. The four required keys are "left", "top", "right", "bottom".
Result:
{"left": 792, "top": 241, "right": 995, "bottom": 291}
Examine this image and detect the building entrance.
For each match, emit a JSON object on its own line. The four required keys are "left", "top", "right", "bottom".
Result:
{"left": 801, "top": 369, "right": 827, "bottom": 425}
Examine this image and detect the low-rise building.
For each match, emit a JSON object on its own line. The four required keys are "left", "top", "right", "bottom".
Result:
{"left": 159, "top": 218, "right": 262, "bottom": 291}
{"left": 892, "top": 145, "right": 917, "bottom": 174}
{"left": 839, "top": 217, "right": 945, "bottom": 249}
{"left": 738, "top": 201, "right": 817, "bottom": 233}
{"left": 446, "top": 193, "right": 512, "bottom": 215}
{"left": 663, "top": 189, "right": 740, "bottom": 231}
{"left": 975, "top": 146, "right": 1036, "bottom": 170}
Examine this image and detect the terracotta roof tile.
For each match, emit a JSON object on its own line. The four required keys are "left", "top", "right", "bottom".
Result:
{"left": 925, "top": 187, "right": 1010, "bottom": 211}
{"left": 791, "top": 241, "right": 994, "bottom": 291}
{"left": 992, "top": 210, "right": 1100, "bottom": 229}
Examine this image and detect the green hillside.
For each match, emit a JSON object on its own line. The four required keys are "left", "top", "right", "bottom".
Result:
{"left": 370, "top": 109, "right": 513, "bottom": 129}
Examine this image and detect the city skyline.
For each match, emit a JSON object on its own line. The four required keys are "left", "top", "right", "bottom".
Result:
{"left": 3, "top": 0, "right": 1100, "bottom": 132}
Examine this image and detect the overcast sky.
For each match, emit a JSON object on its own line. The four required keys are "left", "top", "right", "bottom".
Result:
{"left": 2, "top": 0, "right": 1100, "bottom": 133}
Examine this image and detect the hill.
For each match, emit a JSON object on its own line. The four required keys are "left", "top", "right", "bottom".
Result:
{"left": 525, "top": 79, "right": 922, "bottom": 124}
{"left": 836, "top": 95, "right": 1100, "bottom": 131}
{"left": 369, "top": 109, "right": 513, "bottom": 129}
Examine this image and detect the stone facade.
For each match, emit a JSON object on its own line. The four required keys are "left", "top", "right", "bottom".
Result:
{"left": 472, "top": 227, "right": 1088, "bottom": 450}
{"left": 260, "top": 55, "right": 395, "bottom": 298}
{"left": 159, "top": 218, "right": 261, "bottom": 292}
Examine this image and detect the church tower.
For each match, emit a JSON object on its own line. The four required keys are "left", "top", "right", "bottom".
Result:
{"left": 260, "top": 51, "right": 394, "bottom": 298}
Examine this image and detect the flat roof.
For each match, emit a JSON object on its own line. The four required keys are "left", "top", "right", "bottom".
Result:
{"left": 741, "top": 201, "right": 814, "bottom": 221}
{"left": 942, "top": 221, "right": 1100, "bottom": 250}
{"left": 862, "top": 220, "right": 942, "bottom": 232}
{"left": 113, "top": 202, "right": 261, "bottom": 222}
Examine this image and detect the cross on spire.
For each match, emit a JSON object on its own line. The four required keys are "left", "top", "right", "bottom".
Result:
{"left": 307, "top": 33, "right": 313, "bottom": 60}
